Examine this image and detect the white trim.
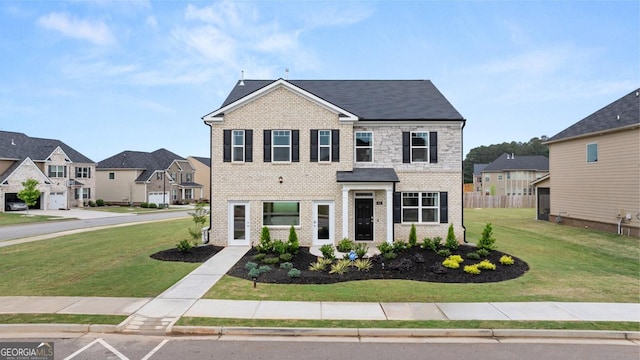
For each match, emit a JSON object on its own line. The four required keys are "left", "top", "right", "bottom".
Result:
{"left": 202, "top": 79, "right": 359, "bottom": 122}
{"left": 354, "top": 131, "right": 374, "bottom": 163}
{"left": 340, "top": 183, "right": 394, "bottom": 243}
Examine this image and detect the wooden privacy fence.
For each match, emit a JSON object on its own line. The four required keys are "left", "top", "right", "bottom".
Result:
{"left": 464, "top": 193, "right": 535, "bottom": 208}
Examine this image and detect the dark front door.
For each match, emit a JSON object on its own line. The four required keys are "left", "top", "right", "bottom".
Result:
{"left": 355, "top": 198, "right": 374, "bottom": 240}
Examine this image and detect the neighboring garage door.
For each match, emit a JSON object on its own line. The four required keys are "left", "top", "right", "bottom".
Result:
{"left": 148, "top": 192, "right": 169, "bottom": 206}
{"left": 4, "top": 192, "right": 43, "bottom": 210}
{"left": 49, "top": 192, "right": 66, "bottom": 210}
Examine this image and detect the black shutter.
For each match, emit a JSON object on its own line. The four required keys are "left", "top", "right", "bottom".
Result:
{"left": 440, "top": 192, "right": 448, "bottom": 223}
{"left": 223, "top": 130, "right": 231, "bottom": 162}
{"left": 310, "top": 130, "right": 318, "bottom": 162}
{"left": 393, "top": 192, "right": 402, "bottom": 223}
{"left": 331, "top": 129, "right": 340, "bottom": 162}
{"left": 430, "top": 132, "right": 438, "bottom": 164}
{"left": 292, "top": 130, "right": 299, "bottom": 162}
{"left": 263, "top": 130, "right": 271, "bottom": 162}
{"left": 402, "top": 132, "right": 410, "bottom": 163}
{"left": 245, "top": 130, "right": 253, "bottom": 162}
{"left": 64, "top": 166, "right": 67, "bottom": 178}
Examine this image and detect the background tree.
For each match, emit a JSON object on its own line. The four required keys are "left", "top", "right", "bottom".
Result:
{"left": 463, "top": 136, "right": 549, "bottom": 183}
{"left": 17, "top": 178, "right": 40, "bottom": 215}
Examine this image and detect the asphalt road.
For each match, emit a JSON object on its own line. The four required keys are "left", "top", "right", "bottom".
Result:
{"left": 0, "top": 211, "right": 191, "bottom": 242}
{"left": 3, "top": 334, "right": 638, "bottom": 360}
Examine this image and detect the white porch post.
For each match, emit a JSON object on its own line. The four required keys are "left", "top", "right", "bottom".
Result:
{"left": 386, "top": 188, "right": 393, "bottom": 243}
{"left": 342, "top": 188, "right": 349, "bottom": 240}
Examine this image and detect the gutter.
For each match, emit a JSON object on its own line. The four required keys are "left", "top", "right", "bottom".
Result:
{"left": 202, "top": 117, "right": 213, "bottom": 244}
{"left": 461, "top": 119, "right": 468, "bottom": 243}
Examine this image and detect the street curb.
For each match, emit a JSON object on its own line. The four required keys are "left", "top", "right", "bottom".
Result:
{"left": 169, "top": 326, "right": 640, "bottom": 340}
{"left": 0, "top": 324, "right": 90, "bottom": 333}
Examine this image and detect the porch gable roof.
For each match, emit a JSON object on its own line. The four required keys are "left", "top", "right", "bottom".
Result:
{"left": 336, "top": 168, "right": 399, "bottom": 183}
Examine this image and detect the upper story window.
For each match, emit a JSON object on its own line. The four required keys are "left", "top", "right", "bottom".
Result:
{"left": 232, "top": 130, "right": 245, "bottom": 162}
{"left": 48, "top": 165, "right": 66, "bottom": 178}
{"left": 272, "top": 130, "right": 291, "bottom": 162}
{"left": 223, "top": 129, "right": 253, "bottom": 163}
{"left": 355, "top": 132, "right": 373, "bottom": 162}
{"left": 498, "top": 175, "right": 503, "bottom": 181}
{"left": 411, "top": 132, "right": 429, "bottom": 162}
{"left": 108, "top": 172, "right": 115, "bottom": 180}
{"left": 186, "top": 173, "right": 193, "bottom": 182}
{"left": 75, "top": 167, "right": 91, "bottom": 178}
{"left": 311, "top": 129, "right": 339, "bottom": 163}
{"left": 157, "top": 172, "right": 163, "bottom": 180}
{"left": 587, "top": 143, "right": 598, "bottom": 163}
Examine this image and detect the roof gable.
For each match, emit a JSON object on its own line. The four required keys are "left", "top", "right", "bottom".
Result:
{"left": 547, "top": 88, "right": 640, "bottom": 143}
{"left": 97, "top": 148, "right": 186, "bottom": 182}
{"left": 204, "top": 79, "right": 464, "bottom": 121}
{"left": 0, "top": 157, "right": 51, "bottom": 185}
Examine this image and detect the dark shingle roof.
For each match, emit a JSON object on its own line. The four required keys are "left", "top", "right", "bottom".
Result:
{"left": 548, "top": 88, "right": 640, "bottom": 142}
{"left": 218, "top": 80, "right": 464, "bottom": 121}
{"left": 482, "top": 153, "right": 549, "bottom": 172}
{"left": 0, "top": 131, "right": 94, "bottom": 163}
{"left": 97, "top": 148, "right": 185, "bottom": 182}
{"left": 473, "top": 164, "right": 488, "bottom": 176}
{"left": 191, "top": 156, "right": 211, "bottom": 167}
{"left": 336, "top": 168, "right": 400, "bottom": 183}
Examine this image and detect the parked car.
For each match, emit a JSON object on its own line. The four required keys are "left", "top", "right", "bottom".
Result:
{"left": 5, "top": 201, "right": 28, "bottom": 211}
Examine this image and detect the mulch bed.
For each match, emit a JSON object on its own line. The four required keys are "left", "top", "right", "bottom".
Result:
{"left": 150, "top": 245, "right": 224, "bottom": 263}
{"left": 226, "top": 245, "right": 529, "bottom": 284}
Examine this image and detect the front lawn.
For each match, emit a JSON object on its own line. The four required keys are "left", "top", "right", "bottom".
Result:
{"left": 204, "top": 208, "right": 639, "bottom": 303}
{"left": 0, "top": 212, "right": 67, "bottom": 226}
{"left": 0, "top": 218, "right": 201, "bottom": 297}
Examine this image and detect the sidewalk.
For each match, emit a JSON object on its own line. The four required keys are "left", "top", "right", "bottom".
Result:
{"left": 0, "top": 244, "right": 639, "bottom": 337}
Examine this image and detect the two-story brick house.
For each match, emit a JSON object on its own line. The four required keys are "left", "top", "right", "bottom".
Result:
{"left": 478, "top": 153, "right": 549, "bottom": 196}
{"left": 96, "top": 149, "right": 202, "bottom": 206}
{"left": 0, "top": 131, "right": 96, "bottom": 211}
{"left": 203, "top": 79, "right": 466, "bottom": 247}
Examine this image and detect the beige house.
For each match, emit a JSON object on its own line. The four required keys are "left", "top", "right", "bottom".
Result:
{"left": 96, "top": 149, "right": 202, "bottom": 206}
{"left": 202, "top": 79, "right": 466, "bottom": 247}
{"left": 0, "top": 131, "right": 95, "bottom": 212}
{"left": 542, "top": 88, "right": 639, "bottom": 237}
{"left": 478, "top": 153, "right": 548, "bottom": 196}
{"left": 187, "top": 156, "right": 211, "bottom": 202}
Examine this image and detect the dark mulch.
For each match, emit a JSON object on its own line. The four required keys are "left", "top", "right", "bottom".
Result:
{"left": 150, "top": 245, "right": 224, "bottom": 263}
{"left": 226, "top": 245, "right": 529, "bottom": 284}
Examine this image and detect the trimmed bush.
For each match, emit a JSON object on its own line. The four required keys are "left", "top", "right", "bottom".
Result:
{"left": 377, "top": 242, "right": 394, "bottom": 254}
{"left": 476, "top": 248, "right": 490, "bottom": 257}
{"left": 279, "top": 253, "right": 293, "bottom": 262}
{"left": 478, "top": 223, "right": 496, "bottom": 251}
{"left": 279, "top": 262, "right": 294, "bottom": 270}
{"left": 337, "top": 238, "right": 355, "bottom": 252}
{"left": 248, "top": 268, "right": 261, "bottom": 278}
{"left": 421, "top": 237, "right": 438, "bottom": 252}
{"left": 262, "top": 256, "right": 280, "bottom": 265}
{"left": 319, "top": 244, "right": 335, "bottom": 259}
{"left": 96, "top": 199, "right": 105, "bottom": 207}
{"left": 244, "top": 261, "right": 258, "bottom": 271}
{"left": 408, "top": 224, "right": 417, "bottom": 247}
{"left": 445, "top": 224, "right": 458, "bottom": 250}
{"left": 500, "top": 255, "right": 515, "bottom": 265}
{"left": 287, "top": 225, "right": 299, "bottom": 254}
{"left": 329, "top": 259, "right": 351, "bottom": 275}
{"left": 478, "top": 259, "right": 496, "bottom": 270}
{"left": 287, "top": 268, "right": 301, "bottom": 278}
{"left": 258, "top": 265, "right": 272, "bottom": 273}
{"left": 437, "top": 249, "right": 451, "bottom": 257}
{"left": 466, "top": 252, "right": 481, "bottom": 260}
{"left": 354, "top": 243, "right": 369, "bottom": 259}
{"left": 175, "top": 239, "right": 192, "bottom": 253}
{"left": 464, "top": 264, "right": 481, "bottom": 275}
{"left": 149, "top": 203, "right": 158, "bottom": 209}
{"left": 353, "top": 258, "right": 372, "bottom": 271}
{"left": 393, "top": 239, "right": 409, "bottom": 253}
{"left": 383, "top": 252, "right": 397, "bottom": 260}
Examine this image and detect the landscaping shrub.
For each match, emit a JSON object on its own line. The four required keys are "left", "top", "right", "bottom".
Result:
{"left": 262, "top": 256, "right": 280, "bottom": 265}
{"left": 466, "top": 252, "right": 481, "bottom": 260}
{"left": 175, "top": 239, "right": 192, "bottom": 253}
{"left": 309, "top": 257, "right": 332, "bottom": 271}
{"left": 354, "top": 243, "right": 368, "bottom": 259}
{"left": 353, "top": 258, "right": 372, "bottom": 271}
{"left": 279, "top": 253, "right": 293, "bottom": 262}
{"left": 437, "top": 249, "right": 451, "bottom": 257}
{"left": 287, "top": 268, "right": 301, "bottom": 278}
{"left": 500, "top": 255, "right": 515, "bottom": 265}
{"left": 377, "top": 242, "right": 394, "bottom": 254}
{"left": 442, "top": 255, "right": 464, "bottom": 269}
{"left": 476, "top": 248, "right": 490, "bottom": 257}
{"left": 258, "top": 265, "right": 272, "bottom": 273}
{"left": 96, "top": 199, "right": 105, "bottom": 207}
{"left": 88, "top": 200, "right": 96, "bottom": 207}
{"left": 319, "top": 244, "right": 335, "bottom": 259}
{"left": 287, "top": 225, "right": 299, "bottom": 254}
{"left": 257, "top": 227, "right": 272, "bottom": 253}
{"left": 337, "top": 238, "right": 355, "bottom": 252}
{"left": 329, "top": 259, "right": 351, "bottom": 275}
{"left": 478, "top": 259, "right": 496, "bottom": 270}
{"left": 252, "top": 253, "right": 266, "bottom": 262}
{"left": 279, "top": 262, "right": 294, "bottom": 270}
{"left": 478, "top": 223, "right": 496, "bottom": 251}
{"left": 445, "top": 224, "right": 458, "bottom": 250}
{"left": 383, "top": 252, "right": 397, "bottom": 260}
{"left": 421, "top": 237, "right": 438, "bottom": 252}
{"left": 140, "top": 202, "right": 149, "bottom": 208}
{"left": 149, "top": 203, "right": 158, "bottom": 209}
{"left": 271, "top": 240, "right": 288, "bottom": 255}
{"left": 244, "top": 261, "right": 258, "bottom": 271}
{"left": 408, "top": 224, "right": 417, "bottom": 247}
{"left": 248, "top": 268, "right": 261, "bottom": 279}
{"left": 464, "top": 264, "right": 481, "bottom": 275}
{"left": 393, "top": 239, "right": 409, "bottom": 252}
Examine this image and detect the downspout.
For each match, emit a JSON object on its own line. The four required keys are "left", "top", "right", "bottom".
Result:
{"left": 461, "top": 119, "right": 468, "bottom": 243}
{"left": 202, "top": 118, "right": 213, "bottom": 245}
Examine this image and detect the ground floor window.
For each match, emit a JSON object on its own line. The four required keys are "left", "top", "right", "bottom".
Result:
{"left": 74, "top": 188, "right": 91, "bottom": 200}
{"left": 185, "top": 189, "right": 193, "bottom": 199}
{"left": 402, "top": 192, "right": 439, "bottom": 223}
{"left": 263, "top": 201, "right": 300, "bottom": 226}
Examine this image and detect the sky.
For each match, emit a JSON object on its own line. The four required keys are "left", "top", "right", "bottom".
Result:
{"left": 1, "top": 0, "right": 638, "bottom": 163}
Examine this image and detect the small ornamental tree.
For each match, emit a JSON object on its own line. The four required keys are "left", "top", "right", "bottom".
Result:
{"left": 287, "top": 225, "right": 299, "bottom": 255}
{"left": 17, "top": 178, "right": 40, "bottom": 214}
{"left": 445, "top": 223, "right": 458, "bottom": 250}
{"left": 408, "top": 224, "right": 417, "bottom": 247}
{"left": 478, "top": 223, "right": 496, "bottom": 251}
{"left": 187, "top": 202, "right": 209, "bottom": 247}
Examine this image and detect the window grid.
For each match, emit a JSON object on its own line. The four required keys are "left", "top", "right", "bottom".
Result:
{"left": 232, "top": 130, "right": 245, "bottom": 162}
{"left": 318, "top": 130, "right": 331, "bottom": 162}
{"left": 355, "top": 132, "right": 373, "bottom": 162}
{"left": 402, "top": 192, "right": 439, "bottom": 223}
{"left": 411, "top": 132, "right": 429, "bottom": 162}
{"left": 272, "top": 130, "right": 291, "bottom": 162}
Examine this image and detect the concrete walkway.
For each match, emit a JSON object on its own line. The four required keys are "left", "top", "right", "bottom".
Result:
{"left": 0, "top": 243, "right": 638, "bottom": 336}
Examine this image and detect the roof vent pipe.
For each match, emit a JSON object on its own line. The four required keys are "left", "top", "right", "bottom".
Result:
{"left": 285, "top": 68, "right": 289, "bottom": 80}
{"left": 239, "top": 70, "right": 245, "bottom": 86}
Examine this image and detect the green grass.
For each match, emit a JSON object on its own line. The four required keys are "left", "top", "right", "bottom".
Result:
{"left": 177, "top": 317, "right": 640, "bottom": 332}
{"left": 0, "top": 218, "right": 201, "bottom": 297}
{"left": 205, "top": 208, "right": 640, "bottom": 303}
{"left": 0, "top": 314, "right": 126, "bottom": 325}
{"left": 0, "top": 213, "right": 67, "bottom": 226}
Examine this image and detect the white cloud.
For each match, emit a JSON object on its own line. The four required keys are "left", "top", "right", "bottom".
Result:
{"left": 37, "top": 12, "right": 116, "bottom": 46}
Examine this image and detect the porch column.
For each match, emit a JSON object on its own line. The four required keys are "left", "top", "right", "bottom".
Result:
{"left": 342, "top": 188, "right": 349, "bottom": 240}
{"left": 386, "top": 188, "right": 393, "bottom": 243}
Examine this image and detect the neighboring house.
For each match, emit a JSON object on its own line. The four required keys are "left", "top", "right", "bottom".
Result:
{"left": 479, "top": 153, "right": 549, "bottom": 196}
{"left": 202, "top": 79, "right": 466, "bottom": 247}
{"left": 96, "top": 149, "right": 202, "bottom": 206}
{"left": 542, "top": 88, "right": 639, "bottom": 237}
{"left": 0, "top": 131, "right": 95, "bottom": 212}
{"left": 187, "top": 156, "right": 211, "bottom": 202}
{"left": 472, "top": 163, "right": 488, "bottom": 192}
